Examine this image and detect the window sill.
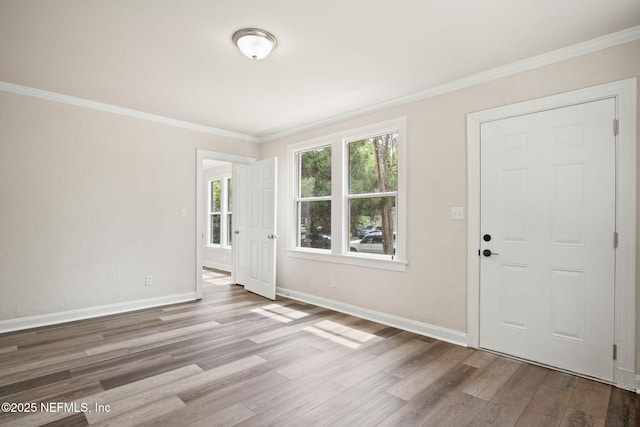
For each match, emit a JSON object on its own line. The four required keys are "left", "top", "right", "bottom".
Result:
{"left": 286, "top": 248, "right": 407, "bottom": 272}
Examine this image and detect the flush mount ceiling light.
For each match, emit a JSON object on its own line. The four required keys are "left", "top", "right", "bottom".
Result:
{"left": 232, "top": 28, "right": 277, "bottom": 60}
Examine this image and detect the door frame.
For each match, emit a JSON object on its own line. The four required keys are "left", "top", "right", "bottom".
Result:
{"left": 466, "top": 78, "right": 637, "bottom": 390}
{"left": 196, "top": 149, "right": 255, "bottom": 299}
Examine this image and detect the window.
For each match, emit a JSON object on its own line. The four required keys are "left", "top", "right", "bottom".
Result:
{"left": 227, "top": 178, "right": 233, "bottom": 246}
{"left": 210, "top": 179, "right": 222, "bottom": 244}
{"left": 208, "top": 176, "right": 232, "bottom": 247}
{"left": 347, "top": 132, "right": 398, "bottom": 256}
{"left": 295, "top": 146, "right": 332, "bottom": 249}
{"left": 289, "top": 118, "right": 406, "bottom": 271}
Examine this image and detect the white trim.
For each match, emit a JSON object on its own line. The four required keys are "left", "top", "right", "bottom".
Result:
{"left": 466, "top": 78, "right": 637, "bottom": 391}
{"left": 277, "top": 287, "right": 467, "bottom": 346}
{"left": 0, "top": 293, "right": 196, "bottom": 334}
{"left": 286, "top": 249, "right": 408, "bottom": 272}
{"left": 261, "top": 26, "right": 640, "bottom": 142}
{"left": 202, "top": 261, "right": 231, "bottom": 272}
{"left": 0, "top": 81, "right": 259, "bottom": 142}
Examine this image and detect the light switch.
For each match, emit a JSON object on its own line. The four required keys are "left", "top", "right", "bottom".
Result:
{"left": 451, "top": 207, "right": 464, "bottom": 220}
{"left": 181, "top": 208, "right": 187, "bottom": 218}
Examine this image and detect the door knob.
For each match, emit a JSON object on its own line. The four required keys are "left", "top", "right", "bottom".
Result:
{"left": 482, "top": 249, "right": 499, "bottom": 257}
{"left": 267, "top": 234, "right": 279, "bottom": 239}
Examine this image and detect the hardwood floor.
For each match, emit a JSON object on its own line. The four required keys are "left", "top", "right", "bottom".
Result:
{"left": 0, "top": 268, "right": 637, "bottom": 426}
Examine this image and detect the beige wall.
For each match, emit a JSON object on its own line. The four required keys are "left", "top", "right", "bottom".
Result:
{"left": 260, "top": 40, "right": 640, "bottom": 358}
{"left": 0, "top": 92, "right": 257, "bottom": 322}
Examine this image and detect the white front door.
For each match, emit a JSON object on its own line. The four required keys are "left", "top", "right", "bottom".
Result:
{"left": 233, "top": 158, "right": 278, "bottom": 300}
{"left": 479, "top": 98, "right": 616, "bottom": 381}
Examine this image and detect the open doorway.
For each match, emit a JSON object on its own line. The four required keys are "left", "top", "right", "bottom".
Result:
{"left": 201, "top": 159, "right": 233, "bottom": 272}
{"left": 201, "top": 267, "right": 232, "bottom": 299}
{"left": 195, "top": 149, "right": 255, "bottom": 299}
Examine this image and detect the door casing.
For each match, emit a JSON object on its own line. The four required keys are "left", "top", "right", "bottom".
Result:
{"left": 466, "top": 78, "right": 637, "bottom": 390}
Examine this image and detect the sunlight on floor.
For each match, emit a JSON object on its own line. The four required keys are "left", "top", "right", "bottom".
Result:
{"left": 303, "top": 319, "right": 377, "bottom": 349}
{"left": 202, "top": 268, "right": 232, "bottom": 287}
{"left": 251, "top": 303, "right": 311, "bottom": 323}
{"left": 202, "top": 268, "right": 377, "bottom": 350}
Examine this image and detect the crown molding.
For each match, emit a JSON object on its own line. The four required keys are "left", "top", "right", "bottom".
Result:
{"left": 258, "top": 25, "right": 640, "bottom": 142}
{"left": 0, "top": 81, "right": 260, "bottom": 143}
{"left": 2, "top": 26, "right": 638, "bottom": 144}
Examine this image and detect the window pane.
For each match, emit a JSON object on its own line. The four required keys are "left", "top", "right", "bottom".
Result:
{"left": 349, "top": 132, "right": 398, "bottom": 194}
{"left": 349, "top": 196, "right": 396, "bottom": 255}
{"left": 298, "top": 200, "right": 331, "bottom": 249}
{"left": 211, "top": 180, "right": 221, "bottom": 212}
{"left": 227, "top": 213, "right": 232, "bottom": 246}
{"left": 211, "top": 214, "right": 221, "bottom": 245}
{"left": 300, "top": 146, "right": 331, "bottom": 198}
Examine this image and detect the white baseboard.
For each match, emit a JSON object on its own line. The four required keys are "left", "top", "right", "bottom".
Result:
{"left": 0, "top": 292, "right": 197, "bottom": 334}
{"left": 612, "top": 367, "right": 636, "bottom": 392}
{"left": 202, "top": 261, "right": 232, "bottom": 272}
{"left": 276, "top": 287, "right": 468, "bottom": 347}
{"left": 635, "top": 374, "right": 640, "bottom": 394}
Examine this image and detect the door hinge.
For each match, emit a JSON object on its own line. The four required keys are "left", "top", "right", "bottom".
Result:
{"left": 613, "top": 344, "right": 617, "bottom": 360}
{"left": 614, "top": 231, "right": 619, "bottom": 248}
{"left": 613, "top": 119, "right": 619, "bottom": 136}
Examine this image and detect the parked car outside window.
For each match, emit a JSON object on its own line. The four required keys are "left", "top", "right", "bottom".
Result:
{"left": 357, "top": 224, "right": 380, "bottom": 239}
{"left": 350, "top": 232, "right": 384, "bottom": 254}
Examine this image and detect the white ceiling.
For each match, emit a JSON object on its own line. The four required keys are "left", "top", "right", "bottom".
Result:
{"left": 1, "top": 1, "right": 639, "bottom": 140}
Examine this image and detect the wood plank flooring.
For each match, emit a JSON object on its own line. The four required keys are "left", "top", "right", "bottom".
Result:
{"left": 0, "top": 268, "right": 638, "bottom": 426}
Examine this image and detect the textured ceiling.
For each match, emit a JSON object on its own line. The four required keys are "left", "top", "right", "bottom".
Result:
{"left": 1, "top": 0, "right": 639, "bottom": 140}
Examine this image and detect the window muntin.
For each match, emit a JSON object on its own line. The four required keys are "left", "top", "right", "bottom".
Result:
{"left": 347, "top": 132, "right": 398, "bottom": 257}
{"left": 295, "top": 146, "right": 331, "bottom": 249}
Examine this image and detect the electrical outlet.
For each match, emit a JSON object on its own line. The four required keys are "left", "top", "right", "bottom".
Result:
{"left": 330, "top": 276, "right": 336, "bottom": 288}
{"left": 145, "top": 275, "right": 153, "bottom": 286}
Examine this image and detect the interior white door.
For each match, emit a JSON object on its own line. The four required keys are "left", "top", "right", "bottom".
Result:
{"left": 479, "top": 98, "right": 616, "bottom": 381}
{"left": 233, "top": 158, "right": 278, "bottom": 300}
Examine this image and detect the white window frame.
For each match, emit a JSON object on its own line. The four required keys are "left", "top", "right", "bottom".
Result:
{"left": 207, "top": 175, "right": 232, "bottom": 248}
{"left": 294, "top": 144, "right": 333, "bottom": 249}
{"left": 287, "top": 117, "right": 407, "bottom": 271}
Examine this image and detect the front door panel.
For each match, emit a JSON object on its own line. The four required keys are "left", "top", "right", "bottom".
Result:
{"left": 480, "top": 98, "right": 616, "bottom": 381}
